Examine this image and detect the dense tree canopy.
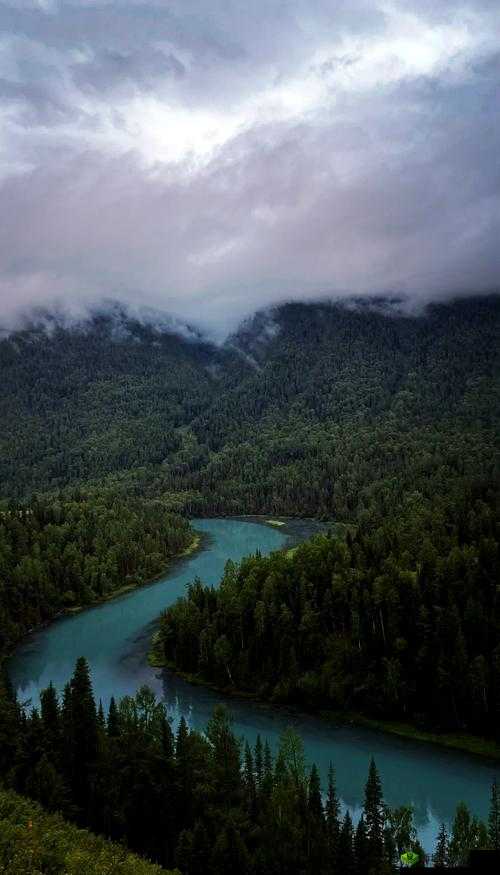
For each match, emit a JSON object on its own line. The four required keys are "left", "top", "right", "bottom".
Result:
{"left": 0, "top": 491, "right": 193, "bottom": 655}
{"left": 0, "top": 295, "right": 499, "bottom": 871}
{"left": 159, "top": 481, "right": 499, "bottom": 738}
{"left": 1, "top": 298, "right": 498, "bottom": 524}
{"left": 0, "top": 660, "right": 496, "bottom": 873}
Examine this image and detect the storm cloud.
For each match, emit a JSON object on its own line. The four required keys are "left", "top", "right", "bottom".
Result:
{"left": 0, "top": 0, "right": 499, "bottom": 334}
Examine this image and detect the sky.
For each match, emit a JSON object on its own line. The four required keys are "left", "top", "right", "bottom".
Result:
{"left": 0, "top": 1, "right": 499, "bottom": 335}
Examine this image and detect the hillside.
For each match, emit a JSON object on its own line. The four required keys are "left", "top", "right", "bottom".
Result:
{"left": 0, "top": 787, "right": 171, "bottom": 874}
{"left": 0, "top": 305, "right": 247, "bottom": 500}
{"left": 1, "top": 296, "right": 498, "bottom": 523}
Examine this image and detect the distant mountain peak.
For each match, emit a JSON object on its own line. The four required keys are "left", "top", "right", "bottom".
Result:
{"left": 226, "top": 308, "right": 281, "bottom": 367}
{"left": 0, "top": 299, "right": 207, "bottom": 346}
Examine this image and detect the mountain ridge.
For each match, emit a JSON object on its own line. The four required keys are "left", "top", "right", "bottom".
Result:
{"left": 1, "top": 294, "right": 498, "bottom": 513}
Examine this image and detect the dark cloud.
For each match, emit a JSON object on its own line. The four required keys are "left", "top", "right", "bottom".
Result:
{"left": 0, "top": 1, "right": 499, "bottom": 335}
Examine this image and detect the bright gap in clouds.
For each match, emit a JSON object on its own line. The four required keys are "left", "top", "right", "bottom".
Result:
{"left": 112, "top": 8, "right": 483, "bottom": 168}
{"left": 119, "top": 97, "right": 246, "bottom": 166}
{"left": 0, "top": 0, "right": 499, "bottom": 332}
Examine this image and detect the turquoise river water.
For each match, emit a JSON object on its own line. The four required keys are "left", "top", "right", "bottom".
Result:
{"left": 8, "top": 518, "right": 498, "bottom": 853}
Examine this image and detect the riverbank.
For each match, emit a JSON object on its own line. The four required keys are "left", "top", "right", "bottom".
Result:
{"left": 1, "top": 529, "right": 203, "bottom": 667}
{"left": 340, "top": 713, "right": 500, "bottom": 761}
{"left": 151, "top": 660, "right": 500, "bottom": 762}
{"left": 64, "top": 530, "right": 203, "bottom": 616}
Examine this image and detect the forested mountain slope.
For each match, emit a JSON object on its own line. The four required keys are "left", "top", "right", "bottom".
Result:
{"left": 0, "top": 306, "right": 248, "bottom": 499}
{"left": 1, "top": 296, "right": 498, "bottom": 522}
{"left": 179, "top": 296, "right": 499, "bottom": 517}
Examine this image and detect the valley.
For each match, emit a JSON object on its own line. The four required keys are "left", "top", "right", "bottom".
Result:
{"left": 1, "top": 296, "right": 499, "bottom": 871}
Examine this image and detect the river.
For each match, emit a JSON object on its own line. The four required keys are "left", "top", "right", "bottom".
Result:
{"left": 8, "top": 517, "right": 498, "bottom": 853}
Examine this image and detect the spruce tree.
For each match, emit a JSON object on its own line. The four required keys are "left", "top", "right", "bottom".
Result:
{"left": 174, "top": 716, "right": 192, "bottom": 833}
{"left": 97, "top": 700, "right": 105, "bottom": 730}
{"left": 60, "top": 682, "right": 74, "bottom": 784}
{"left": 308, "top": 764, "right": 323, "bottom": 819}
{"left": 206, "top": 705, "right": 242, "bottom": 803}
{"left": 325, "top": 762, "right": 340, "bottom": 865}
{"left": 363, "top": 758, "right": 385, "bottom": 871}
{"left": 69, "top": 657, "right": 98, "bottom": 812}
{"left": 160, "top": 712, "right": 175, "bottom": 760}
{"left": 107, "top": 696, "right": 119, "bottom": 737}
{"left": 40, "top": 682, "right": 60, "bottom": 757}
{"left": 354, "top": 815, "right": 369, "bottom": 875}
{"left": 306, "top": 764, "right": 326, "bottom": 874}
{"left": 449, "top": 802, "right": 473, "bottom": 866}
{"left": 176, "top": 715, "right": 189, "bottom": 759}
{"left": 337, "top": 811, "right": 355, "bottom": 875}
{"left": 433, "top": 822, "right": 449, "bottom": 866}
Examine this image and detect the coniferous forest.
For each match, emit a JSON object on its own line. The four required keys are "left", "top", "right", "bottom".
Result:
{"left": 0, "top": 297, "right": 499, "bottom": 871}
{"left": 1, "top": 659, "right": 499, "bottom": 874}
{"left": 2, "top": 0, "right": 500, "bottom": 867}
{"left": 0, "top": 492, "right": 194, "bottom": 656}
{"left": 158, "top": 482, "right": 499, "bottom": 738}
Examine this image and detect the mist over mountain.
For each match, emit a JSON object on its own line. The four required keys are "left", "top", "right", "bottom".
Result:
{"left": 1, "top": 294, "right": 498, "bottom": 512}
{"left": 1, "top": 3, "right": 500, "bottom": 870}
{"left": 1, "top": 2, "right": 499, "bottom": 333}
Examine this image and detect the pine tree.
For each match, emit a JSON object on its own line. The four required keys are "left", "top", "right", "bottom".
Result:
{"left": 306, "top": 764, "right": 326, "bottom": 873}
{"left": 449, "top": 802, "right": 473, "bottom": 866}
{"left": 40, "top": 682, "right": 60, "bottom": 757}
{"left": 107, "top": 696, "right": 119, "bottom": 737}
{"left": 433, "top": 822, "right": 449, "bottom": 866}
{"left": 449, "top": 802, "right": 488, "bottom": 865}
{"left": 160, "top": 712, "right": 175, "bottom": 760}
{"left": 206, "top": 705, "right": 242, "bottom": 803}
{"left": 337, "top": 811, "right": 355, "bottom": 875}
{"left": 69, "top": 657, "right": 98, "bottom": 812}
{"left": 488, "top": 779, "right": 500, "bottom": 850}
{"left": 174, "top": 716, "right": 192, "bottom": 833}
{"left": 363, "top": 758, "right": 385, "bottom": 871}
{"left": 354, "top": 815, "right": 369, "bottom": 875}
{"left": 278, "top": 727, "right": 306, "bottom": 788}
{"left": 97, "top": 700, "right": 105, "bottom": 730}
{"left": 176, "top": 715, "right": 189, "bottom": 758}
{"left": 308, "top": 764, "right": 323, "bottom": 821}
{"left": 325, "top": 762, "right": 340, "bottom": 866}
{"left": 60, "top": 682, "right": 74, "bottom": 784}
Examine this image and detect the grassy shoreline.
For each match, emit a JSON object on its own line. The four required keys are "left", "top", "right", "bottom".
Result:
{"left": 150, "top": 659, "right": 500, "bottom": 762}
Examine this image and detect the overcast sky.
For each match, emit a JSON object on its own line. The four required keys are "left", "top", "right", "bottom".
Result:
{"left": 0, "top": 1, "right": 499, "bottom": 334}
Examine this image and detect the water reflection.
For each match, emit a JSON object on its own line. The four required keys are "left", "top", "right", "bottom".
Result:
{"left": 8, "top": 518, "right": 497, "bottom": 854}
